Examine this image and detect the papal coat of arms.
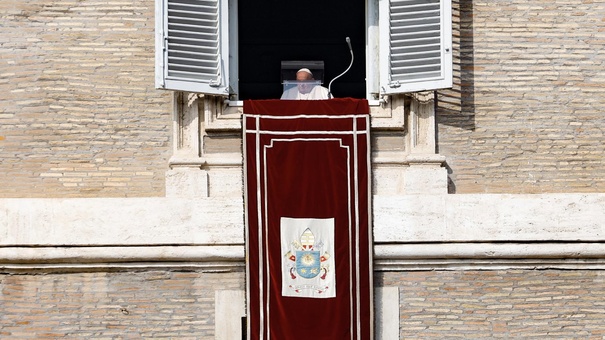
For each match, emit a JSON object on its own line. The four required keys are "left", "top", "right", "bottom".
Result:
{"left": 280, "top": 218, "right": 335, "bottom": 298}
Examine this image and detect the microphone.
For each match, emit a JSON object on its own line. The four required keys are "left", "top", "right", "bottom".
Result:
{"left": 328, "top": 37, "right": 354, "bottom": 99}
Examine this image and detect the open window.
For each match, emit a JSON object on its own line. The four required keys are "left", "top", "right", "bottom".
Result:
{"left": 155, "top": 0, "right": 452, "bottom": 100}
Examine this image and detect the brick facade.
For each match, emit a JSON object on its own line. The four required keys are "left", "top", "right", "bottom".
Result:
{"left": 438, "top": 0, "right": 605, "bottom": 193}
{"left": 0, "top": 0, "right": 172, "bottom": 198}
{"left": 2, "top": 270, "right": 605, "bottom": 338}
{"left": 2, "top": 0, "right": 605, "bottom": 197}
{"left": 1, "top": 270, "right": 245, "bottom": 339}
{"left": 2, "top": 0, "right": 605, "bottom": 339}
{"left": 384, "top": 270, "right": 605, "bottom": 338}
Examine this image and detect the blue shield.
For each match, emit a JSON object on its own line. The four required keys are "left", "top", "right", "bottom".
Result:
{"left": 296, "top": 251, "right": 321, "bottom": 279}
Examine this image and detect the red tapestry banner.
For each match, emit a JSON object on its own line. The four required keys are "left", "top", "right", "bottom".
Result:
{"left": 243, "top": 99, "right": 373, "bottom": 340}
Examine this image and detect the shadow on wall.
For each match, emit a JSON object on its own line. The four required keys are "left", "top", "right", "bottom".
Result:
{"left": 436, "top": 0, "right": 475, "bottom": 132}
{"left": 435, "top": 0, "right": 475, "bottom": 194}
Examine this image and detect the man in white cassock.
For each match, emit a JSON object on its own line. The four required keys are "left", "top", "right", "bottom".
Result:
{"left": 280, "top": 68, "right": 330, "bottom": 100}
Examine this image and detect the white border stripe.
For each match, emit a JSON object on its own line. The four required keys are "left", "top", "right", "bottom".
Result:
{"left": 244, "top": 113, "right": 367, "bottom": 120}
{"left": 263, "top": 135, "right": 354, "bottom": 339}
{"left": 245, "top": 129, "right": 369, "bottom": 135}
{"left": 349, "top": 136, "right": 355, "bottom": 339}
{"left": 365, "top": 115, "right": 374, "bottom": 339}
{"left": 354, "top": 117, "right": 362, "bottom": 339}
{"left": 248, "top": 112, "right": 372, "bottom": 339}
{"left": 262, "top": 140, "right": 271, "bottom": 340}
{"left": 243, "top": 116, "right": 251, "bottom": 340}
{"left": 254, "top": 116, "right": 265, "bottom": 340}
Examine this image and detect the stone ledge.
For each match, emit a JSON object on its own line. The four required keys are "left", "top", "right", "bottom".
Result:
{"left": 3, "top": 243, "right": 605, "bottom": 271}
{"left": 2, "top": 194, "right": 605, "bottom": 244}
{"left": 1, "top": 193, "right": 605, "bottom": 271}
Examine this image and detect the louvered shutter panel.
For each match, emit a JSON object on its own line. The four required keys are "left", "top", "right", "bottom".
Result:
{"left": 155, "top": 0, "right": 229, "bottom": 95}
{"left": 379, "top": 0, "right": 452, "bottom": 94}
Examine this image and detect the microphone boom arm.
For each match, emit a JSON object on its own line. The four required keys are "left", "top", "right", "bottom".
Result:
{"left": 328, "top": 37, "right": 354, "bottom": 99}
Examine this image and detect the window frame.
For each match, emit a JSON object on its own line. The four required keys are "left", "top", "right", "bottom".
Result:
{"left": 156, "top": 0, "right": 452, "bottom": 101}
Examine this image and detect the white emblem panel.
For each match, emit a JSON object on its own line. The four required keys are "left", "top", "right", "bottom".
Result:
{"left": 280, "top": 217, "right": 336, "bottom": 298}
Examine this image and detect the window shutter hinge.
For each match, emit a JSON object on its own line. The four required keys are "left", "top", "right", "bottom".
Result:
{"left": 389, "top": 80, "right": 401, "bottom": 88}
{"left": 159, "top": 37, "right": 167, "bottom": 88}
{"left": 379, "top": 87, "right": 390, "bottom": 105}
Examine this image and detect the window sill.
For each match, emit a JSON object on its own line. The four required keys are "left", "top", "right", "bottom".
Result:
{"left": 204, "top": 97, "right": 406, "bottom": 131}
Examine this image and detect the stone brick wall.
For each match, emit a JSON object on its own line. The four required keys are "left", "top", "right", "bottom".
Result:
{"left": 3, "top": 269, "right": 605, "bottom": 338}
{"left": 2, "top": 0, "right": 605, "bottom": 197}
{"left": 382, "top": 270, "right": 605, "bottom": 338}
{"left": 0, "top": 0, "right": 172, "bottom": 198}
{"left": 1, "top": 270, "right": 245, "bottom": 338}
{"left": 438, "top": 0, "right": 605, "bottom": 193}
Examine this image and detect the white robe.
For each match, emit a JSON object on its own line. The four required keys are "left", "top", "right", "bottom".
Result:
{"left": 280, "top": 85, "right": 330, "bottom": 100}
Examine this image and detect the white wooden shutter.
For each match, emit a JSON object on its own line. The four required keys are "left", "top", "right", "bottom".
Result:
{"left": 155, "top": 0, "right": 230, "bottom": 95}
{"left": 379, "top": 0, "right": 452, "bottom": 94}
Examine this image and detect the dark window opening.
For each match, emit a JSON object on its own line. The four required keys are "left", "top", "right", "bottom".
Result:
{"left": 238, "top": 0, "right": 366, "bottom": 100}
